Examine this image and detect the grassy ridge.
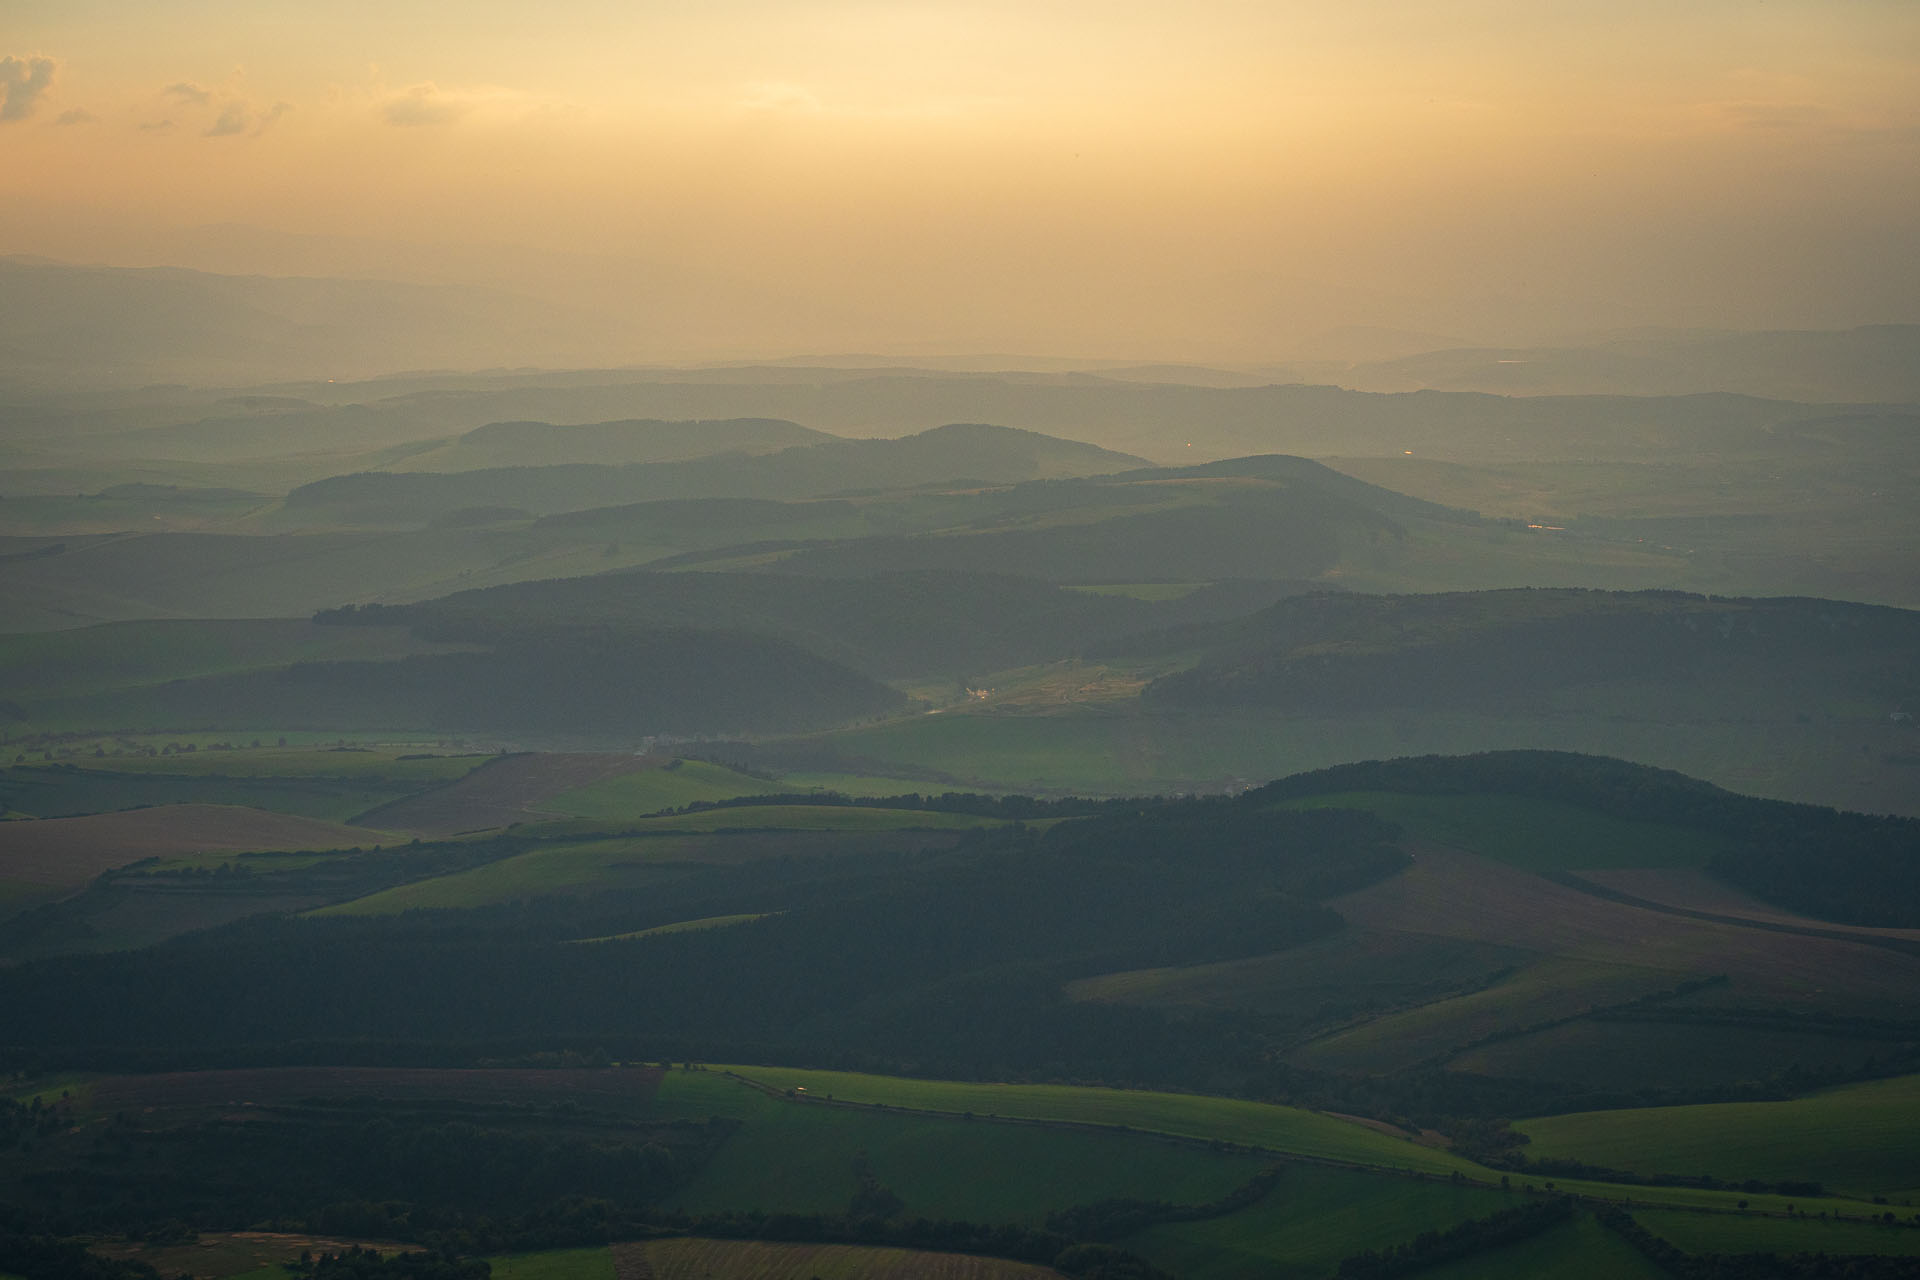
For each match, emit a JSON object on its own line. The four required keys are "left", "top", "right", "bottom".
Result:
{"left": 1517, "top": 1074, "right": 1920, "bottom": 1197}
{"left": 1122, "top": 1165, "right": 1509, "bottom": 1280}
{"left": 1273, "top": 791, "right": 1725, "bottom": 871}
{"left": 649, "top": 1072, "right": 1263, "bottom": 1222}
{"left": 547, "top": 760, "right": 794, "bottom": 819}
{"left": 549, "top": 759, "right": 967, "bottom": 821}
{"left": 575, "top": 913, "right": 770, "bottom": 942}
{"left": 1411, "top": 1212, "right": 1670, "bottom": 1279}
{"left": 817, "top": 709, "right": 1918, "bottom": 818}
{"left": 719, "top": 1066, "right": 1476, "bottom": 1177}
{"left": 710, "top": 1067, "right": 1897, "bottom": 1222}
{"left": 1289, "top": 957, "right": 1687, "bottom": 1075}
{"left": 313, "top": 807, "right": 999, "bottom": 914}
{"left": 612, "top": 805, "right": 1005, "bottom": 834}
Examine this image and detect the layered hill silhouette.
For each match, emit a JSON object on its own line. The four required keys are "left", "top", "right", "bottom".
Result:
{"left": 1139, "top": 589, "right": 1920, "bottom": 712}
{"left": 43, "top": 628, "right": 905, "bottom": 739}
{"left": 276, "top": 423, "right": 1148, "bottom": 527}
{"left": 390, "top": 417, "right": 833, "bottom": 471}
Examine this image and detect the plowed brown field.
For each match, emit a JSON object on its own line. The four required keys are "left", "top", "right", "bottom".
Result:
{"left": 0, "top": 804, "right": 386, "bottom": 887}
{"left": 1576, "top": 866, "right": 1920, "bottom": 943}
{"left": 617, "top": 1238, "right": 1061, "bottom": 1280}
{"left": 1328, "top": 843, "right": 1920, "bottom": 1015}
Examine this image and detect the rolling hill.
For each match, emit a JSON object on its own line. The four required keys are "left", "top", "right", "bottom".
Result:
{"left": 274, "top": 424, "right": 1148, "bottom": 528}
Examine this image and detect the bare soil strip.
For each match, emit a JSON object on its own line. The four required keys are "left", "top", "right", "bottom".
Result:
{"left": 352, "top": 752, "right": 662, "bottom": 836}
{"left": 1573, "top": 867, "right": 1920, "bottom": 944}
{"left": 1329, "top": 843, "right": 1920, "bottom": 1014}
{"left": 0, "top": 804, "right": 386, "bottom": 887}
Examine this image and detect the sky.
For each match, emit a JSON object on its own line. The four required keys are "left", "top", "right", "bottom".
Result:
{"left": 4, "top": 0, "right": 1918, "bottom": 361}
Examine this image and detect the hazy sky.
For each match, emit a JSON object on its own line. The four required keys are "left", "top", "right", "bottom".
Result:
{"left": 5, "top": 1, "right": 1918, "bottom": 359}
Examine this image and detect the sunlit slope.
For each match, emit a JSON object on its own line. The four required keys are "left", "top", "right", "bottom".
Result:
{"left": 314, "top": 807, "right": 1005, "bottom": 914}
{"left": 716, "top": 1065, "right": 1477, "bottom": 1177}
{"left": 1065, "top": 753, "right": 1920, "bottom": 1096}
{"left": 655, "top": 1068, "right": 1897, "bottom": 1224}
{"left": 649, "top": 1071, "right": 1265, "bottom": 1223}
{"left": 1517, "top": 1074, "right": 1920, "bottom": 1198}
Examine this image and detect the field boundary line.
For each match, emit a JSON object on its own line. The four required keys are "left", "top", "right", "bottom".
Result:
{"left": 716, "top": 1068, "right": 1478, "bottom": 1186}
{"left": 711, "top": 1068, "right": 1894, "bottom": 1223}
{"left": 1545, "top": 870, "right": 1920, "bottom": 958}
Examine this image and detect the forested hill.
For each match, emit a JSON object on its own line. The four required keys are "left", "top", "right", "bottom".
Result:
{"left": 49, "top": 628, "right": 907, "bottom": 738}
{"left": 555, "top": 454, "right": 1449, "bottom": 584}
{"left": 319, "top": 570, "right": 1210, "bottom": 677}
{"left": 0, "top": 800, "right": 1406, "bottom": 1064}
{"left": 277, "top": 423, "right": 1148, "bottom": 526}
{"left": 412, "top": 416, "right": 833, "bottom": 470}
{"left": 1141, "top": 589, "right": 1920, "bottom": 711}
{"left": 1256, "top": 750, "right": 1920, "bottom": 928}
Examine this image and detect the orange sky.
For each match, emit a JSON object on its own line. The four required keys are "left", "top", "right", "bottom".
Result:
{"left": 4, "top": 1, "right": 1918, "bottom": 359}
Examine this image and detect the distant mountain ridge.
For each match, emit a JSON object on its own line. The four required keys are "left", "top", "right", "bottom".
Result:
{"left": 277, "top": 423, "right": 1149, "bottom": 526}
{"left": 1333, "top": 325, "right": 1920, "bottom": 403}
{"left": 397, "top": 417, "right": 835, "bottom": 471}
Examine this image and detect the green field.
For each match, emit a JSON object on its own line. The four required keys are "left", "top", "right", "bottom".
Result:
{"left": 615, "top": 804, "right": 1005, "bottom": 834}
{"left": 1639, "top": 1208, "right": 1920, "bottom": 1255}
{"left": 719, "top": 1065, "right": 1476, "bottom": 1177}
{"left": 549, "top": 760, "right": 942, "bottom": 818}
{"left": 1411, "top": 1212, "right": 1670, "bottom": 1280}
{"left": 770, "top": 771, "right": 954, "bottom": 798}
{"left": 547, "top": 760, "right": 793, "bottom": 818}
{"left": 309, "top": 836, "right": 682, "bottom": 913}
{"left": 1517, "top": 1073, "right": 1920, "bottom": 1197}
{"left": 315, "top": 810, "right": 991, "bottom": 915}
{"left": 1273, "top": 791, "right": 1725, "bottom": 872}
{"left": 487, "top": 1246, "right": 616, "bottom": 1280}
{"left": 1122, "top": 1165, "right": 1511, "bottom": 1280}
{"left": 709, "top": 1067, "right": 1894, "bottom": 1223}
{"left": 576, "top": 912, "right": 770, "bottom": 942}
{"left": 1453, "top": 1017, "right": 1902, "bottom": 1092}
{"left": 6, "top": 1074, "right": 94, "bottom": 1108}
{"left": 648, "top": 1071, "right": 1266, "bottom": 1222}
{"left": 1290, "top": 957, "right": 1686, "bottom": 1075}
{"left": 819, "top": 708, "right": 1917, "bottom": 817}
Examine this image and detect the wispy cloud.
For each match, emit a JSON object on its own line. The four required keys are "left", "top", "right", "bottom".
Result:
{"left": 53, "top": 106, "right": 96, "bottom": 126}
{"left": 381, "top": 82, "right": 470, "bottom": 126}
{"left": 164, "top": 81, "right": 211, "bottom": 106}
{"left": 203, "top": 98, "right": 291, "bottom": 137}
{"left": 205, "top": 102, "right": 248, "bottom": 136}
{"left": 0, "top": 54, "right": 57, "bottom": 122}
